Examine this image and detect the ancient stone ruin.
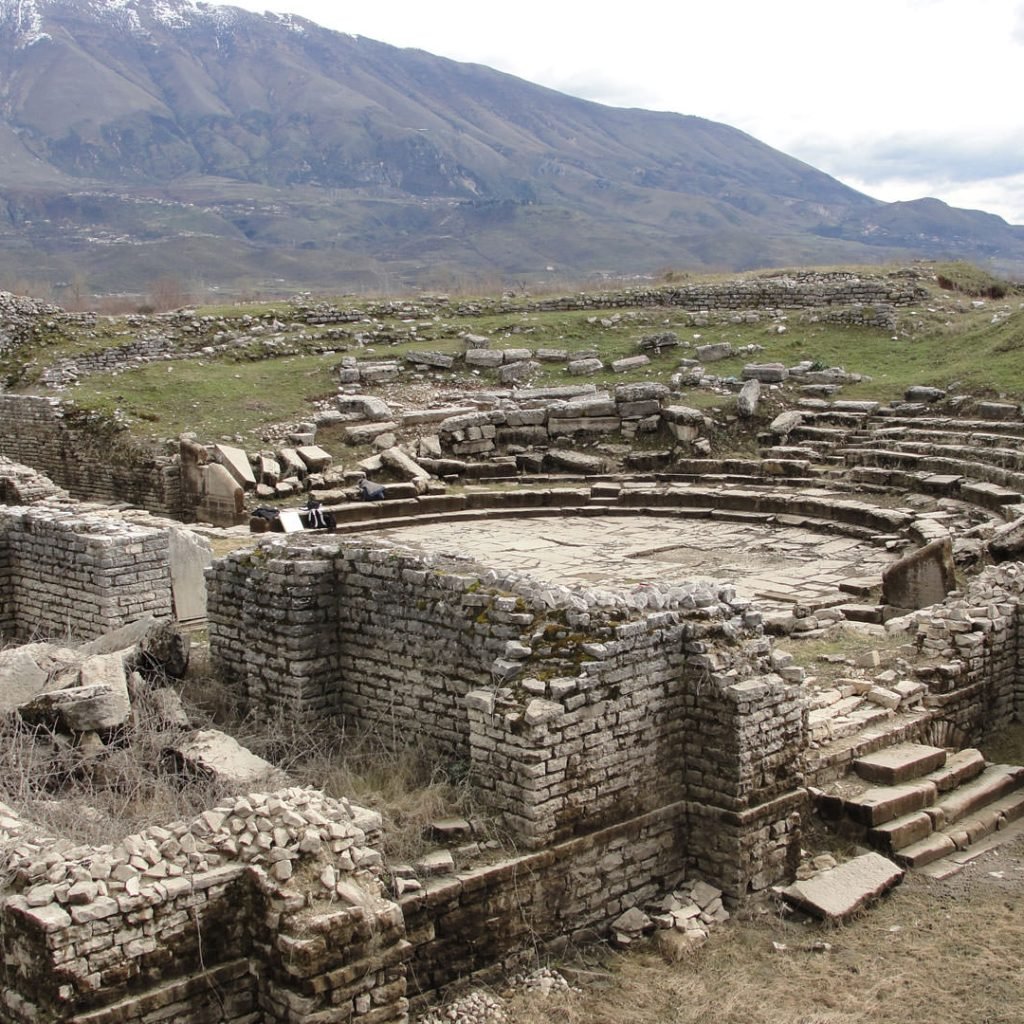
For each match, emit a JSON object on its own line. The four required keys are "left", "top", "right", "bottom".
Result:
{"left": 2, "top": 270, "right": 1024, "bottom": 1022}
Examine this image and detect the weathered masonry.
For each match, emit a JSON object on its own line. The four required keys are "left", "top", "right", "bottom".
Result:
{"left": 208, "top": 533, "right": 805, "bottom": 896}
{"left": 0, "top": 397, "right": 181, "bottom": 518}
{"left": 207, "top": 515, "right": 1024, "bottom": 897}
{"left": 0, "top": 506, "right": 172, "bottom": 640}
{"left": 0, "top": 790, "right": 410, "bottom": 1024}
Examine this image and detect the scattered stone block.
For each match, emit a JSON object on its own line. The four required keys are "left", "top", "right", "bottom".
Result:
{"left": 19, "top": 653, "right": 131, "bottom": 732}
{"left": 544, "top": 450, "right": 609, "bottom": 474}
{"left": 770, "top": 410, "right": 802, "bottom": 435}
{"left": 742, "top": 362, "right": 788, "bottom": 383}
{"left": 0, "top": 645, "right": 52, "bottom": 713}
{"left": 344, "top": 421, "right": 399, "bottom": 444}
{"left": 497, "top": 360, "right": 535, "bottom": 384}
{"left": 168, "top": 729, "right": 286, "bottom": 789}
{"left": 780, "top": 852, "right": 903, "bottom": 921}
{"left": 567, "top": 357, "right": 603, "bottom": 376}
{"left": 405, "top": 351, "right": 454, "bottom": 369}
{"left": 277, "top": 447, "right": 307, "bottom": 477}
{"left": 212, "top": 444, "right": 256, "bottom": 488}
{"left": 904, "top": 386, "right": 945, "bottom": 403}
{"left": 199, "top": 463, "right": 244, "bottom": 525}
{"left": 989, "top": 515, "right": 1024, "bottom": 562}
{"left": 736, "top": 378, "right": 761, "bottom": 418}
{"left": 695, "top": 342, "right": 733, "bottom": 363}
{"left": 611, "top": 355, "right": 650, "bottom": 373}
{"left": 465, "top": 349, "right": 504, "bottom": 368}
{"left": 336, "top": 395, "right": 393, "bottom": 421}
{"left": 296, "top": 445, "right": 332, "bottom": 473}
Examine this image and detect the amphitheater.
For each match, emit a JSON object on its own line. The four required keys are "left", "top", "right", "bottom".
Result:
{"left": 2, "top": 270, "right": 1024, "bottom": 1023}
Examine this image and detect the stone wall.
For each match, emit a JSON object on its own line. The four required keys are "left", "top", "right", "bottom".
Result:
{"left": 901, "top": 562, "right": 1024, "bottom": 743}
{"left": 304, "top": 272, "right": 927, "bottom": 323}
{"left": 0, "top": 396, "right": 182, "bottom": 518}
{"left": 401, "top": 803, "right": 689, "bottom": 1003}
{"left": 0, "top": 790, "right": 409, "bottom": 1024}
{"left": 0, "top": 506, "right": 172, "bottom": 641}
{"left": 207, "top": 535, "right": 806, "bottom": 895}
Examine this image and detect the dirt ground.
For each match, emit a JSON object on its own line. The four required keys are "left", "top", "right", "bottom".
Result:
{"left": 503, "top": 826, "right": 1024, "bottom": 1024}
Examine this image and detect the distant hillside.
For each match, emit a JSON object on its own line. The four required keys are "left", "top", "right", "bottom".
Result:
{"left": 1, "top": 0, "right": 1022, "bottom": 300}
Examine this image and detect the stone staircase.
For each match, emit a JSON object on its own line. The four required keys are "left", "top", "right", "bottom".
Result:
{"left": 761, "top": 404, "right": 1024, "bottom": 514}
{"left": 813, "top": 742, "right": 1024, "bottom": 870}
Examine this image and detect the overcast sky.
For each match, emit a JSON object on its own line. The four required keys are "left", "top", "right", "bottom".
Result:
{"left": 222, "top": 0, "right": 1024, "bottom": 225}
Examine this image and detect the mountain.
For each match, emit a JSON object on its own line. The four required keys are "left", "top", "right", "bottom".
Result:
{"left": 0, "top": 0, "right": 1022, "bottom": 300}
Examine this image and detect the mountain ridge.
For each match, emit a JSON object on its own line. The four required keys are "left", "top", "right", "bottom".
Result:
{"left": 0, "top": 0, "right": 1021, "bottom": 298}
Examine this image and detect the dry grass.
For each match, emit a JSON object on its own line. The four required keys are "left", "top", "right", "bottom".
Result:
{"left": 505, "top": 843, "right": 1024, "bottom": 1024}
{"left": 236, "top": 716, "right": 487, "bottom": 862}
{"left": 0, "top": 693, "right": 233, "bottom": 847}
{"left": 0, "top": 644, "right": 494, "bottom": 862}
{"left": 178, "top": 653, "right": 497, "bottom": 863}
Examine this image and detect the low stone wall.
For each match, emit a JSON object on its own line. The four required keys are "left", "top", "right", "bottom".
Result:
{"left": 0, "top": 506, "right": 172, "bottom": 641}
{"left": 303, "top": 272, "right": 927, "bottom": 323}
{"left": 402, "top": 803, "right": 689, "bottom": 1003}
{"left": 0, "top": 396, "right": 182, "bottom": 518}
{"left": 0, "top": 790, "right": 408, "bottom": 1024}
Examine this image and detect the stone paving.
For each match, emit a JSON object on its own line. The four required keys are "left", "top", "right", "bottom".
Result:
{"left": 375, "top": 515, "right": 895, "bottom": 612}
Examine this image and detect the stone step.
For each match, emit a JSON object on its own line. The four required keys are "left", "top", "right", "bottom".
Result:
{"left": 895, "top": 831, "right": 958, "bottom": 868}
{"left": 924, "top": 748, "right": 986, "bottom": 793}
{"left": 930, "top": 764, "right": 1024, "bottom": 829}
{"left": 845, "top": 779, "right": 938, "bottom": 827}
{"left": 779, "top": 852, "right": 904, "bottom": 921}
{"left": 853, "top": 743, "right": 947, "bottom": 785}
{"left": 859, "top": 752, "right": 1005, "bottom": 855}
{"left": 943, "top": 804, "right": 1005, "bottom": 852}
{"left": 985, "top": 789, "right": 1024, "bottom": 825}
{"left": 920, "top": 814, "right": 1024, "bottom": 880}
{"left": 866, "top": 415, "right": 1024, "bottom": 437}
{"left": 898, "top": 791, "right": 1024, "bottom": 870}
{"left": 867, "top": 809, "right": 933, "bottom": 855}
{"left": 862, "top": 765, "right": 1024, "bottom": 869}
{"left": 853, "top": 439, "right": 1024, "bottom": 473}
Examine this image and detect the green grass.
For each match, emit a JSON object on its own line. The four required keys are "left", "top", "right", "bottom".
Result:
{"left": 12, "top": 264, "right": 1024, "bottom": 442}
{"left": 58, "top": 352, "right": 340, "bottom": 441}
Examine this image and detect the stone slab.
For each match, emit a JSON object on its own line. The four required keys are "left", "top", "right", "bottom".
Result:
{"left": 212, "top": 444, "right": 256, "bottom": 488}
{"left": 854, "top": 743, "right": 947, "bottom": 786}
{"left": 881, "top": 537, "right": 956, "bottom": 610}
{"left": 169, "top": 729, "right": 286, "bottom": 788}
{"left": 845, "top": 780, "right": 938, "bottom": 827}
{"left": 780, "top": 852, "right": 903, "bottom": 920}
{"left": 167, "top": 527, "right": 213, "bottom": 622}
{"left": 0, "top": 645, "right": 52, "bottom": 713}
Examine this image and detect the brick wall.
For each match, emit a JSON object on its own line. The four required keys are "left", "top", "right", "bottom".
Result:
{"left": 207, "top": 536, "right": 807, "bottom": 895}
{"left": 0, "top": 397, "right": 182, "bottom": 518}
{"left": 0, "top": 506, "right": 172, "bottom": 641}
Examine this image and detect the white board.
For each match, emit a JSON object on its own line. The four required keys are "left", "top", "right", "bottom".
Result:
{"left": 278, "top": 509, "right": 304, "bottom": 533}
